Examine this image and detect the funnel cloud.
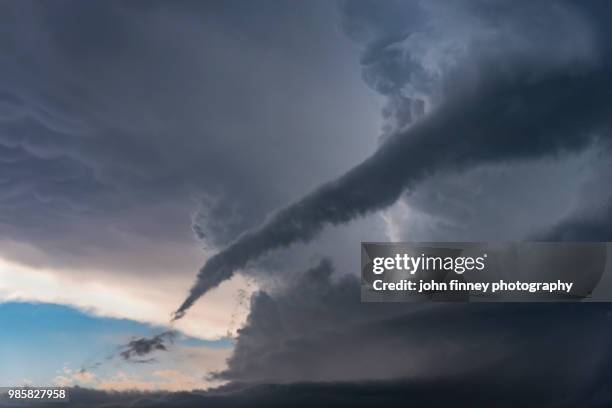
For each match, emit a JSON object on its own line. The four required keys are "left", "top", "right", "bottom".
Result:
{"left": 173, "top": 0, "right": 612, "bottom": 318}
{"left": 175, "top": 69, "right": 612, "bottom": 318}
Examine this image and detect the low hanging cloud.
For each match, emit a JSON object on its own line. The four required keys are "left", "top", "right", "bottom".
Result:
{"left": 12, "top": 377, "right": 612, "bottom": 408}
{"left": 214, "top": 260, "right": 612, "bottom": 387}
{"left": 119, "top": 331, "right": 177, "bottom": 363}
{"left": 174, "top": 0, "right": 612, "bottom": 319}
{"left": 75, "top": 330, "right": 179, "bottom": 374}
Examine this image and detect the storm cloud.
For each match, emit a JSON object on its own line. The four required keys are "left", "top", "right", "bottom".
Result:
{"left": 174, "top": 0, "right": 612, "bottom": 318}
{"left": 2, "top": 1, "right": 612, "bottom": 404}
{"left": 0, "top": 0, "right": 384, "bottom": 336}
{"left": 5, "top": 378, "right": 612, "bottom": 408}
{"left": 214, "top": 260, "right": 612, "bottom": 387}
{"left": 0, "top": 0, "right": 378, "bottom": 276}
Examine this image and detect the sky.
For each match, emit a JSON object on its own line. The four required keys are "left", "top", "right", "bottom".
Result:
{"left": 2, "top": 0, "right": 612, "bottom": 406}
{"left": 0, "top": 302, "right": 232, "bottom": 390}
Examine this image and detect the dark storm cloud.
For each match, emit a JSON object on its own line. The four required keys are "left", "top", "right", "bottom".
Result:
{"left": 347, "top": 0, "right": 612, "bottom": 243}
{"left": 0, "top": 0, "right": 377, "bottom": 272}
{"left": 197, "top": 1, "right": 612, "bottom": 400}
{"left": 7, "top": 379, "right": 612, "bottom": 408}
{"left": 213, "top": 260, "right": 612, "bottom": 387}
{"left": 174, "top": 0, "right": 612, "bottom": 318}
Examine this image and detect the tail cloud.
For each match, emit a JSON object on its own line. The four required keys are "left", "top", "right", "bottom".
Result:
{"left": 119, "top": 330, "right": 177, "bottom": 362}
{"left": 174, "top": 0, "right": 612, "bottom": 319}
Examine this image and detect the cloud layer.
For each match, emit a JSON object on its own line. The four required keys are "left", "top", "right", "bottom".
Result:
{"left": 0, "top": 0, "right": 380, "bottom": 334}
